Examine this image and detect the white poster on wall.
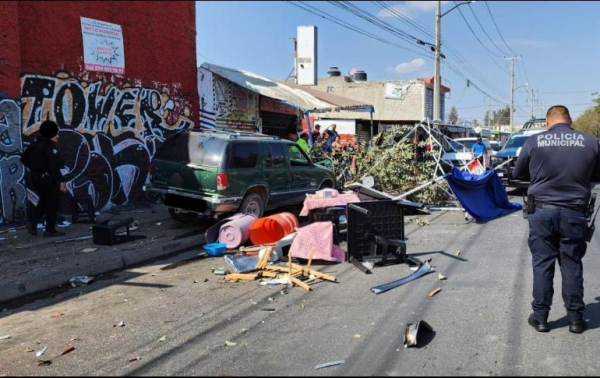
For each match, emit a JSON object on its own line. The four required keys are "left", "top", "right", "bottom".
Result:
{"left": 198, "top": 67, "right": 216, "bottom": 128}
{"left": 80, "top": 17, "right": 125, "bottom": 74}
{"left": 385, "top": 83, "right": 410, "bottom": 100}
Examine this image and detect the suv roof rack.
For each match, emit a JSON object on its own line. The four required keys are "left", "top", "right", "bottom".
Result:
{"left": 189, "top": 128, "right": 282, "bottom": 140}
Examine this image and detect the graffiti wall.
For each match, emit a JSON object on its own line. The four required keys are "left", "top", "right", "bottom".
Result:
{"left": 20, "top": 72, "right": 194, "bottom": 212}
{"left": 0, "top": 96, "right": 26, "bottom": 225}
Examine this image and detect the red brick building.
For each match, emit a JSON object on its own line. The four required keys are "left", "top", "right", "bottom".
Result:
{"left": 0, "top": 1, "right": 198, "bottom": 225}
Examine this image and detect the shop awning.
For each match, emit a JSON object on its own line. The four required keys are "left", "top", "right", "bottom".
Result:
{"left": 200, "top": 63, "right": 374, "bottom": 113}
{"left": 445, "top": 126, "right": 466, "bottom": 133}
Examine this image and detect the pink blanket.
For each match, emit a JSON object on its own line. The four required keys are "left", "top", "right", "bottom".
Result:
{"left": 289, "top": 221, "right": 346, "bottom": 263}
{"left": 299, "top": 193, "right": 360, "bottom": 216}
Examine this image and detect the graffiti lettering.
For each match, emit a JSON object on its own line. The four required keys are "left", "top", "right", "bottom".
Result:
{"left": 21, "top": 73, "right": 193, "bottom": 140}
{"left": 19, "top": 72, "right": 195, "bottom": 214}
{"left": 0, "top": 98, "right": 26, "bottom": 225}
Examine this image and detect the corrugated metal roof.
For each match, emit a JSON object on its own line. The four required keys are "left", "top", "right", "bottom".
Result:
{"left": 201, "top": 63, "right": 373, "bottom": 113}
{"left": 277, "top": 80, "right": 374, "bottom": 112}
{"left": 201, "top": 63, "right": 332, "bottom": 111}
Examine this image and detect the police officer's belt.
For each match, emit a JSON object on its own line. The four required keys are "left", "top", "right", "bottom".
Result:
{"left": 534, "top": 202, "right": 587, "bottom": 213}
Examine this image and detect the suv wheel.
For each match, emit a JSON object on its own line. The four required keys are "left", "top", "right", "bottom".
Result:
{"left": 240, "top": 193, "right": 264, "bottom": 218}
{"left": 168, "top": 208, "right": 199, "bottom": 223}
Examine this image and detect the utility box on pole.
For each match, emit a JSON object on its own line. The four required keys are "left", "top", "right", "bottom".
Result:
{"left": 297, "top": 26, "right": 317, "bottom": 86}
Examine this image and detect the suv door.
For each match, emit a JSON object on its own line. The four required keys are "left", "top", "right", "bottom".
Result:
{"left": 287, "top": 143, "right": 319, "bottom": 203}
{"left": 262, "top": 142, "right": 290, "bottom": 206}
{"left": 224, "top": 140, "right": 260, "bottom": 196}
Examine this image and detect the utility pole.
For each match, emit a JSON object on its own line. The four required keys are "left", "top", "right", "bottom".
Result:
{"left": 530, "top": 88, "right": 534, "bottom": 119}
{"left": 292, "top": 38, "right": 297, "bottom": 84}
{"left": 433, "top": 1, "right": 442, "bottom": 122}
{"left": 505, "top": 55, "right": 520, "bottom": 133}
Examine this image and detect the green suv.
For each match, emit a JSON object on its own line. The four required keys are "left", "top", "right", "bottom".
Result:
{"left": 145, "top": 129, "right": 335, "bottom": 222}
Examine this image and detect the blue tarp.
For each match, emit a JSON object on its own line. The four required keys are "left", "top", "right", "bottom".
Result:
{"left": 445, "top": 168, "right": 522, "bottom": 222}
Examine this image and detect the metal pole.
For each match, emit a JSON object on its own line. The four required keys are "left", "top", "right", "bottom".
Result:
{"left": 510, "top": 57, "right": 514, "bottom": 134}
{"left": 370, "top": 111, "right": 374, "bottom": 140}
{"left": 433, "top": 1, "right": 442, "bottom": 121}
{"left": 530, "top": 88, "right": 534, "bottom": 119}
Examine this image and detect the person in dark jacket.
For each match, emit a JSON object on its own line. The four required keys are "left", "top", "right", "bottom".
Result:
{"left": 21, "top": 120, "right": 67, "bottom": 237}
{"left": 513, "top": 105, "right": 600, "bottom": 334}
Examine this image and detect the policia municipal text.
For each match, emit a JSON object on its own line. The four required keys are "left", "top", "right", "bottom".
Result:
{"left": 513, "top": 105, "right": 600, "bottom": 334}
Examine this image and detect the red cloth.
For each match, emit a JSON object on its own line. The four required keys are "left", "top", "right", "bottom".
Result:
{"left": 299, "top": 193, "right": 360, "bottom": 216}
{"left": 289, "top": 222, "right": 346, "bottom": 263}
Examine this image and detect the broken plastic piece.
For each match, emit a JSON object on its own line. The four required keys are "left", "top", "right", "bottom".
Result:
{"left": 315, "top": 360, "right": 346, "bottom": 369}
{"left": 224, "top": 255, "right": 259, "bottom": 273}
{"left": 69, "top": 276, "right": 94, "bottom": 287}
{"left": 403, "top": 320, "right": 434, "bottom": 348}
{"left": 114, "top": 321, "right": 125, "bottom": 327}
{"left": 212, "top": 268, "right": 230, "bottom": 276}
{"left": 438, "top": 273, "right": 447, "bottom": 280}
{"left": 158, "top": 336, "right": 167, "bottom": 342}
{"left": 36, "top": 346, "right": 48, "bottom": 357}
{"left": 37, "top": 360, "right": 52, "bottom": 366}
{"left": 0, "top": 335, "right": 11, "bottom": 340}
{"left": 225, "top": 340, "right": 237, "bottom": 347}
{"left": 349, "top": 256, "right": 371, "bottom": 274}
{"left": 370, "top": 260, "right": 432, "bottom": 294}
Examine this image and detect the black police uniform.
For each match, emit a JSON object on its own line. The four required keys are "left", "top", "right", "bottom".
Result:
{"left": 513, "top": 123, "right": 600, "bottom": 324}
{"left": 22, "top": 137, "right": 66, "bottom": 234}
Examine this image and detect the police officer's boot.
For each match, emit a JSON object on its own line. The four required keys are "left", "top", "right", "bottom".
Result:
{"left": 528, "top": 313, "right": 549, "bottom": 332}
{"left": 569, "top": 320, "right": 587, "bottom": 334}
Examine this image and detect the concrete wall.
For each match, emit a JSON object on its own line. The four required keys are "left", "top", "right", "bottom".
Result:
{"left": 0, "top": 1, "right": 198, "bottom": 226}
{"left": 310, "top": 76, "right": 424, "bottom": 122}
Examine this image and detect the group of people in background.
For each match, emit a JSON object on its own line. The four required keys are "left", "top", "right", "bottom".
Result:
{"left": 287, "top": 123, "right": 355, "bottom": 157}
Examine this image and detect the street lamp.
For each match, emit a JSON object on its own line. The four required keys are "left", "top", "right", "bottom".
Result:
{"left": 432, "top": 1, "right": 476, "bottom": 123}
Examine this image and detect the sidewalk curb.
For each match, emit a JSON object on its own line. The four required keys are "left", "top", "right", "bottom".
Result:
{"left": 0, "top": 234, "right": 206, "bottom": 305}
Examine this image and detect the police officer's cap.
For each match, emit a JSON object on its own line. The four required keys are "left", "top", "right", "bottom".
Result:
{"left": 40, "top": 120, "right": 59, "bottom": 139}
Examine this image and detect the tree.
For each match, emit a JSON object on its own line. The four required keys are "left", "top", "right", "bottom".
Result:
{"left": 573, "top": 101, "right": 600, "bottom": 137}
{"left": 483, "top": 110, "right": 491, "bottom": 126}
{"left": 448, "top": 106, "right": 459, "bottom": 124}
{"left": 491, "top": 106, "right": 510, "bottom": 126}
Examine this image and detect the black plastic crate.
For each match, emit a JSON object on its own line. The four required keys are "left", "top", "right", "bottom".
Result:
{"left": 347, "top": 200, "right": 405, "bottom": 262}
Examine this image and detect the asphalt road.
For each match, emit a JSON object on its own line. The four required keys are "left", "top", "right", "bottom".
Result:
{"left": 1, "top": 192, "right": 600, "bottom": 376}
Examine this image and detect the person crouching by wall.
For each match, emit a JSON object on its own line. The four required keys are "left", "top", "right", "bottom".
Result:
{"left": 20, "top": 120, "right": 68, "bottom": 237}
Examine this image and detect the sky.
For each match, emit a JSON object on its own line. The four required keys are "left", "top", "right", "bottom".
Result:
{"left": 196, "top": 1, "right": 600, "bottom": 125}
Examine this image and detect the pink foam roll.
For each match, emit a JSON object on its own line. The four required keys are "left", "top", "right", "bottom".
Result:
{"left": 218, "top": 214, "right": 257, "bottom": 249}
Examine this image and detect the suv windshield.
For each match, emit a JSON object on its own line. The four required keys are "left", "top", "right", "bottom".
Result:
{"left": 156, "top": 132, "right": 227, "bottom": 167}
{"left": 504, "top": 135, "right": 530, "bottom": 149}
{"left": 449, "top": 140, "right": 476, "bottom": 151}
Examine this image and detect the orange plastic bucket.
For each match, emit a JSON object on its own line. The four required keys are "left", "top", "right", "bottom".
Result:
{"left": 248, "top": 212, "right": 299, "bottom": 245}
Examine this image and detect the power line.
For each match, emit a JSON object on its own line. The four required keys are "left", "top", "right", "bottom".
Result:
{"left": 284, "top": 1, "right": 432, "bottom": 58}
{"left": 485, "top": 1, "right": 517, "bottom": 56}
{"left": 373, "top": 0, "right": 508, "bottom": 100}
{"left": 454, "top": 3, "right": 503, "bottom": 59}
{"left": 467, "top": 3, "right": 511, "bottom": 56}
{"left": 539, "top": 89, "right": 600, "bottom": 94}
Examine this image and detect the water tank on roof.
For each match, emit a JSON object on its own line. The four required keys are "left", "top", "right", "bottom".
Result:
{"left": 353, "top": 70, "right": 367, "bottom": 81}
{"left": 327, "top": 66, "right": 341, "bottom": 77}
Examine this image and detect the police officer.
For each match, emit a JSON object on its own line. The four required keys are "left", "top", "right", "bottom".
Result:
{"left": 513, "top": 105, "right": 600, "bottom": 334}
{"left": 21, "top": 120, "right": 67, "bottom": 237}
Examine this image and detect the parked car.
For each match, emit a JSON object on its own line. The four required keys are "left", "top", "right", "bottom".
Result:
{"left": 491, "top": 128, "right": 545, "bottom": 187}
{"left": 145, "top": 130, "right": 335, "bottom": 222}
{"left": 441, "top": 137, "right": 492, "bottom": 171}
{"left": 489, "top": 141, "right": 503, "bottom": 155}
